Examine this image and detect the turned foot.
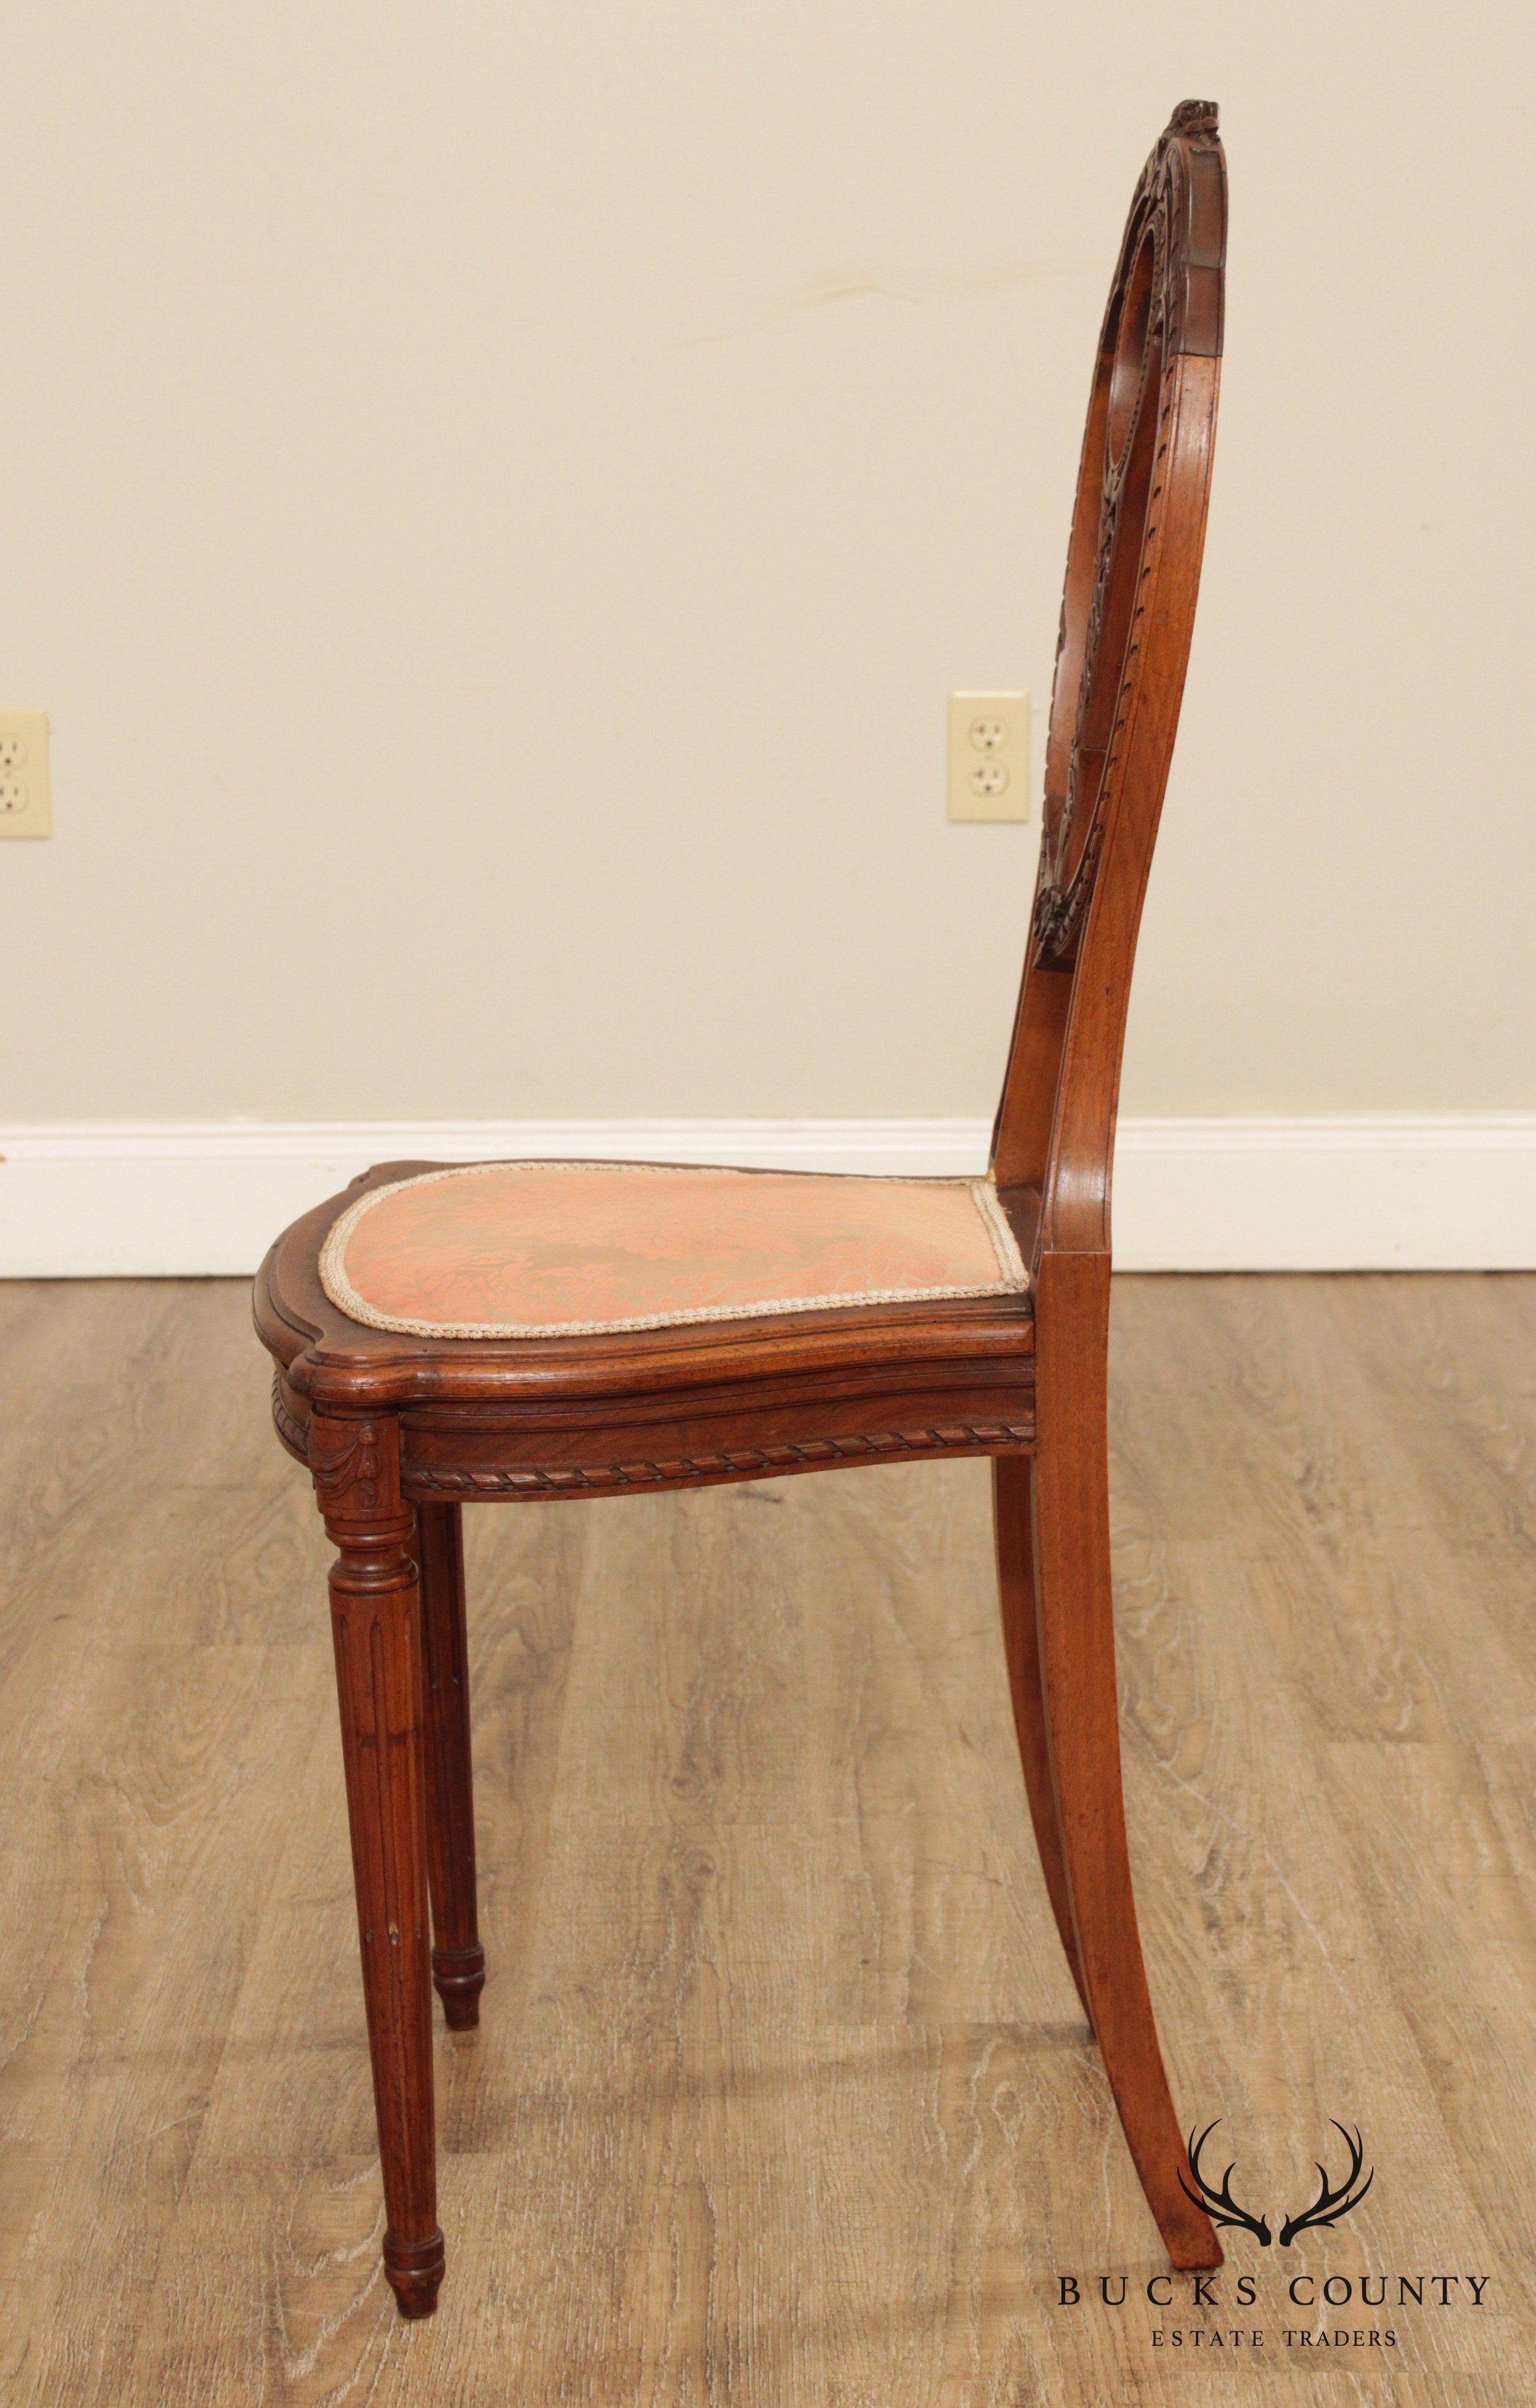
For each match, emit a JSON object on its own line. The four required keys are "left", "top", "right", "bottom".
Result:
{"left": 431, "top": 1939, "right": 486, "bottom": 2030}
{"left": 385, "top": 2226, "right": 446, "bottom": 2318}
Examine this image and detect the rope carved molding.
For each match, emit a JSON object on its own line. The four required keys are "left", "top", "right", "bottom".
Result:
{"left": 271, "top": 1377, "right": 309, "bottom": 1461}
{"left": 272, "top": 1382, "right": 1034, "bottom": 1495}
{"left": 402, "top": 1421, "right": 1035, "bottom": 1497}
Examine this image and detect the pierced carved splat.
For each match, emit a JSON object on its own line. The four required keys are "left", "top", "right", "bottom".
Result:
{"left": 1032, "top": 101, "right": 1225, "bottom": 967}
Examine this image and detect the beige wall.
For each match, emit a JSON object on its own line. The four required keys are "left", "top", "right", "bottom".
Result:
{"left": 3, "top": 4, "right": 1531, "bottom": 1125}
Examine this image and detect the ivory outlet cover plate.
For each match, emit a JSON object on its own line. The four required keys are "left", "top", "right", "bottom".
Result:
{"left": 0, "top": 709, "right": 51, "bottom": 838}
{"left": 947, "top": 690, "right": 1029, "bottom": 822}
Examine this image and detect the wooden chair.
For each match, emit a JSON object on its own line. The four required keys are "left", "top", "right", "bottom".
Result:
{"left": 255, "top": 99, "right": 1228, "bottom": 2317}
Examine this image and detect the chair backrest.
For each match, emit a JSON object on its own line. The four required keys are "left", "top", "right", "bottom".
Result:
{"left": 991, "top": 101, "right": 1227, "bottom": 1266}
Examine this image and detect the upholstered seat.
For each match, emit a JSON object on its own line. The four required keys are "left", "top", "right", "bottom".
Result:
{"left": 319, "top": 1160, "right": 1028, "bottom": 1340}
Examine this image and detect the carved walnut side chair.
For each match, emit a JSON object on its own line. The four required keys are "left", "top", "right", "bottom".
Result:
{"left": 254, "top": 101, "right": 1228, "bottom": 2316}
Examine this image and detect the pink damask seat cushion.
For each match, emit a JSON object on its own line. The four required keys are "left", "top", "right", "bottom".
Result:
{"left": 319, "top": 1161, "right": 1027, "bottom": 1340}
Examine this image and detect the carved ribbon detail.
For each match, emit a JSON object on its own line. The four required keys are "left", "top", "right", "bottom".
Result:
{"left": 309, "top": 1419, "right": 386, "bottom": 1517}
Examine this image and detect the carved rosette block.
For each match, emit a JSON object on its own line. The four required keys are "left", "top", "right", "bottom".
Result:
{"left": 312, "top": 1411, "right": 445, "bottom": 2319}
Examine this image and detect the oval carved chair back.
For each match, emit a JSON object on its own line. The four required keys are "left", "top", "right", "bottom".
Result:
{"left": 992, "top": 100, "right": 1227, "bottom": 1260}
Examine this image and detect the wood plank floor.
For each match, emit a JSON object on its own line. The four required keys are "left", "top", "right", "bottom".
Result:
{"left": 0, "top": 1275, "right": 1532, "bottom": 2405}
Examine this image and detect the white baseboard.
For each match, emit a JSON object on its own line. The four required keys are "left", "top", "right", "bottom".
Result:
{"left": 1, "top": 1115, "right": 1532, "bottom": 1277}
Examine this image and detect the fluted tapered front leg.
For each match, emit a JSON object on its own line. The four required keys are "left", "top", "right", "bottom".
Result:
{"left": 313, "top": 1412, "right": 444, "bottom": 2320}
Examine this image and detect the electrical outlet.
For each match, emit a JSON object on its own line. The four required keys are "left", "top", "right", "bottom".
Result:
{"left": 947, "top": 690, "right": 1029, "bottom": 822}
{"left": 0, "top": 710, "right": 51, "bottom": 838}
